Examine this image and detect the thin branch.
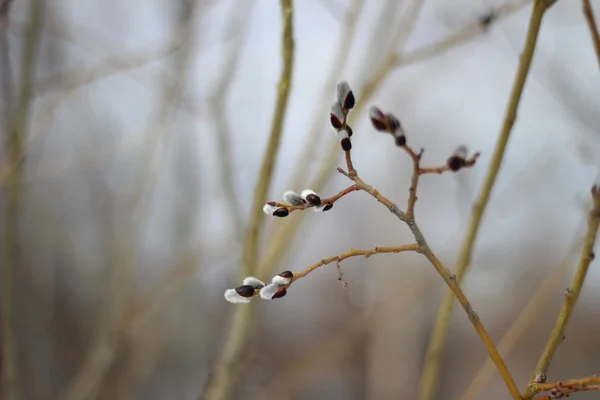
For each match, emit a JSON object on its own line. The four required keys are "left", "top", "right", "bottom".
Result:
{"left": 460, "top": 233, "right": 583, "bottom": 400}
{"left": 210, "top": 0, "right": 255, "bottom": 241}
{"left": 241, "top": 0, "right": 295, "bottom": 278}
{"left": 266, "top": 184, "right": 359, "bottom": 212}
{"left": 291, "top": 244, "right": 419, "bottom": 282}
{"left": 202, "top": 1, "right": 295, "bottom": 400}
{"left": 261, "top": 278, "right": 432, "bottom": 398}
{"left": 342, "top": 147, "right": 520, "bottom": 399}
{"left": 399, "top": 0, "right": 532, "bottom": 67}
{"left": 583, "top": 0, "right": 600, "bottom": 69}
{"left": 418, "top": 2, "right": 554, "bottom": 398}
{"left": 58, "top": 1, "right": 203, "bottom": 398}
{"left": 532, "top": 375, "right": 600, "bottom": 399}
{"left": 288, "top": 0, "right": 364, "bottom": 195}
{"left": 523, "top": 186, "right": 600, "bottom": 399}
{"left": 2, "top": 2, "right": 43, "bottom": 399}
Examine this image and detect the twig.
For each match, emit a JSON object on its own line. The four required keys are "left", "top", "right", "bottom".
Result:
{"left": 261, "top": 278, "right": 432, "bottom": 399}
{"left": 523, "top": 187, "right": 600, "bottom": 399}
{"left": 287, "top": 0, "right": 363, "bottom": 191}
{"left": 210, "top": 0, "right": 255, "bottom": 241}
{"left": 291, "top": 245, "right": 419, "bottom": 283}
{"left": 2, "top": 2, "right": 42, "bottom": 399}
{"left": 460, "top": 233, "right": 583, "bottom": 400}
{"left": 400, "top": 0, "right": 532, "bottom": 67}
{"left": 58, "top": 2, "right": 202, "bottom": 398}
{"left": 342, "top": 147, "right": 520, "bottom": 399}
{"left": 418, "top": 2, "right": 554, "bottom": 398}
{"left": 583, "top": 0, "right": 600, "bottom": 69}
{"left": 202, "top": 1, "right": 295, "bottom": 400}
{"left": 532, "top": 375, "right": 600, "bottom": 398}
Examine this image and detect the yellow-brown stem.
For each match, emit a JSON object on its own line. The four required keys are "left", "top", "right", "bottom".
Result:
{"left": 523, "top": 188, "right": 600, "bottom": 399}
{"left": 419, "top": 2, "right": 553, "bottom": 398}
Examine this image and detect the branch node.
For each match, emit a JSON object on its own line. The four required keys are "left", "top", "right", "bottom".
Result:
{"left": 534, "top": 373, "right": 547, "bottom": 384}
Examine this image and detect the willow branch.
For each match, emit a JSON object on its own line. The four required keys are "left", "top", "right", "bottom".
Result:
{"left": 210, "top": 0, "right": 255, "bottom": 241}
{"left": 288, "top": 0, "right": 363, "bottom": 192}
{"left": 292, "top": 244, "right": 419, "bottom": 282}
{"left": 418, "top": 2, "right": 553, "bottom": 398}
{"left": 522, "top": 187, "right": 600, "bottom": 399}
{"left": 400, "top": 0, "right": 532, "bottom": 67}
{"left": 532, "top": 375, "right": 600, "bottom": 399}
{"left": 202, "top": 2, "right": 295, "bottom": 400}
{"left": 2, "top": 2, "right": 42, "bottom": 399}
{"left": 583, "top": 0, "right": 600, "bottom": 69}
{"left": 460, "top": 233, "right": 583, "bottom": 400}
{"left": 338, "top": 147, "right": 521, "bottom": 400}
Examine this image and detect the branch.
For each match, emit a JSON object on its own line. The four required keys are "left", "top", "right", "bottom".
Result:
{"left": 400, "top": 0, "right": 532, "bottom": 67}
{"left": 292, "top": 244, "right": 419, "bottom": 282}
{"left": 522, "top": 186, "right": 600, "bottom": 399}
{"left": 2, "top": 1, "right": 42, "bottom": 399}
{"left": 583, "top": 0, "right": 600, "bottom": 69}
{"left": 344, "top": 148, "right": 519, "bottom": 399}
{"left": 210, "top": 0, "right": 255, "bottom": 241}
{"left": 532, "top": 375, "right": 600, "bottom": 399}
{"left": 418, "top": 1, "right": 554, "bottom": 398}
{"left": 203, "top": 1, "right": 295, "bottom": 400}
{"left": 460, "top": 232, "right": 584, "bottom": 400}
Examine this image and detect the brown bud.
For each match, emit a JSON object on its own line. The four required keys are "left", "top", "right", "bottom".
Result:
{"left": 341, "top": 137, "right": 352, "bottom": 151}
{"left": 273, "top": 208, "right": 289, "bottom": 217}
{"left": 278, "top": 270, "right": 293, "bottom": 279}
{"left": 272, "top": 287, "right": 287, "bottom": 299}
{"left": 235, "top": 285, "right": 255, "bottom": 298}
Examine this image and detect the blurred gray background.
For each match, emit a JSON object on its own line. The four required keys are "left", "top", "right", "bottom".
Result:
{"left": 1, "top": 0, "right": 600, "bottom": 399}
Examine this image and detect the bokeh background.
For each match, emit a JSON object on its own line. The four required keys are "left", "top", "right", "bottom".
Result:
{"left": 1, "top": 0, "right": 600, "bottom": 399}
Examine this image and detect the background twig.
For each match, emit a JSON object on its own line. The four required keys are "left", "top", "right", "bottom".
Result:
{"left": 202, "top": 1, "right": 295, "bottom": 399}
{"left": 418, "top": 2, "right": 554, "bottom": 398}
{"left": 583, "top": 0, "right": 600, "bottom": 69}
{"left": 2, "top": 1, "right": 43, "bottom": 399}
{"left": 523, "top": 186, "right": 600, "bottom": 399}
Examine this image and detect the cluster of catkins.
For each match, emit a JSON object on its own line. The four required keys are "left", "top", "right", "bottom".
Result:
{"left": 224, "top": 271, "right": 293, "bottom": 303}
{"left": 368, "top": 104, "right": 472, "bottom": 171}
{"left": 226, "top": 80, "right": 476, "bottom": 305}
{"left": 262, "top": 189, "right": 332, "bottom": 218}
{"left": 330, "top": 81, "right": 355, "bottom": 151}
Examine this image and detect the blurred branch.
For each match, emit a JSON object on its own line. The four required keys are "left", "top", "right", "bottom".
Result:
{"left": 533, "top": 375, "right": 600, "bottom": 399}
{"left": 202, "top": 1, "right": 295, "bottom": 399}
{"left": 460, "top": 232, "right": 583, "bottom": 400}
{"left": 316, "top": 0, "right": 346, "bottom": 22}
{"left": 57, "top": 1, "right": 202, "bottom": 399}
{"left": 400, "top": 0, "right": 532, "bottom": 66}
{"left": 261, "top": 278, "right": 432, "bottom": 398}
{"left": 210, "top": 0, "right": 255, "bottom": 241}
{"left": 583, "top": 0, "right": 600, "bottom": 68}
{"left": 35, "top": 41, "right": 182, "bottom": 95}
{"left": 418, "top": 2, "right": 554, "bottom": 398}
{"left": 523, "top": 185, "right": 600, "bottom": 399}
{"left": 288, "top": 0, "right": 364, "bottom": 192}
{"left": 2, "top": 1, "right": 43, "bottom": 399}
